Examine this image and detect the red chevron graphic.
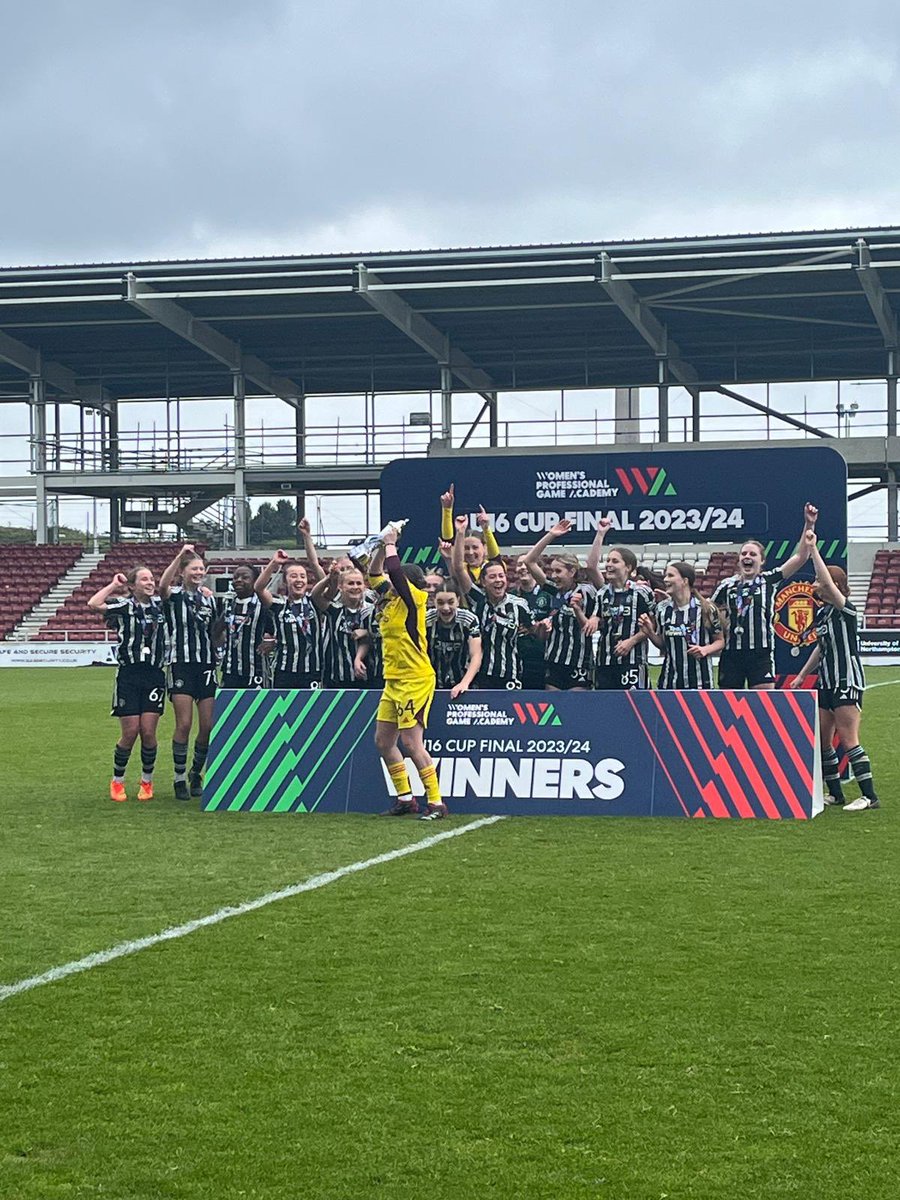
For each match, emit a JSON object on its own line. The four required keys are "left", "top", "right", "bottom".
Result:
{"left": 624, "top": 692, "right": 691, "bottom": 817}
{"left": 631, "top": 468, "right": 650, "bottom": 494}
{"left": 722, "top": 693, "right": 808, "bottom": 819}
{"left": 614, "top": 468, "right": 634, "bottom": 495}
{"left": 649, "top": 693, "right": 730, "bottom": 817}
{"left": 694, "top": 691, "right": 780, "bottom": 819}
{"left": 675, "top": 691, "right": 759, "bottom": 819}
{"left": 762, "top": 690, "right": 815, "bottom": 795}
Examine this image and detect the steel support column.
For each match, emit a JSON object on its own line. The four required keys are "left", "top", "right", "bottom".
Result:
{"left": 234, "top": 470, "right": 248, "bottom": 549}
{"left": 30, "top": 375, "right": 48, "bottom": 544}
{"left": 690, "top": 388, "right": 701, "bottom": 442}
{"left": 888, "top": 467, "right": 898, "bottom": 543}
{"left": 295, "top": 395, "right": 307, "bottom": 540}
{"left": 888, "top": 352, "right": 897, "bottom": 440}
{"left": 232, "top": 370, "right": 246, "bottom": 469}
{"left": 488, "top": 392, "right": 499, "bottom": 446}
{"left": 440, "top": 366, "right": 453, "bottom": 443}
{"left": 657, "top": 361, "right": 669, "bottom": 443}
{"left": 614, "top": 387, "right": 640, "bottom": 444}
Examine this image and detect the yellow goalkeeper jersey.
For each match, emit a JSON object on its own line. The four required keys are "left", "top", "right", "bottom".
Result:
{"left": 369, "top": 563, "right": 435, "bottom": 684}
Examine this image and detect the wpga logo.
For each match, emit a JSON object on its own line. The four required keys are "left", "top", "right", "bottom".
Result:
{"left": 613, "top": 465, "right": 677, "bottom": 497}
{"left": 513, "top": 701, "right": 562, "bottom": 727}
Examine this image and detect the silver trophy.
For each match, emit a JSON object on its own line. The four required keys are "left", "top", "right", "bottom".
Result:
{"left": 347, "top": 519, "right": 408, "bottom": 570}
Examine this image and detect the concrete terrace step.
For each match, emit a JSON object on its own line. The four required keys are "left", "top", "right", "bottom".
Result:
{"left": 10, "top": 551, "right": 105, "bottom": 639}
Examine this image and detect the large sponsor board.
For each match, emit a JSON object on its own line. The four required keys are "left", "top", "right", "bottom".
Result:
{"left": 380, "top": 446, "right": 847, "bottom": 678}
{"left": 204, "top": 688, "right": 821, "bottom": 819}
{"left": 0, "top": 642, "right": 117, "bottom": 667}
{"left": 380, "top": 445, "right": 847, "bottom": 554}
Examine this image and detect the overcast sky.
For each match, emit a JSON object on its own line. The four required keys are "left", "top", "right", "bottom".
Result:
{"left": 1, "top": 1, "right": 898, "bottom": 540}
{"left": 3, "top": 0, "right": 900, "bottom": 267}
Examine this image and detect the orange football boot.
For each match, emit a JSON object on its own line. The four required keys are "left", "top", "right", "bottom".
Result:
{"left": 137, "top": 781, "right": 154, "bottom": 801}
{"left": 110, "top": 780, "right": 127, "bottom": 803}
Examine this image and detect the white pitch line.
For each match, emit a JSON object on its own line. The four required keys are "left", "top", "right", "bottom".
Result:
{"left": 867, "top": 678, "right": 900, "bottom": 690}
{"left": 0, "top": 815, "right": 507, "bottom": 1005}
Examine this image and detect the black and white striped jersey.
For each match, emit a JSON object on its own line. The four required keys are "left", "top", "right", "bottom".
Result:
{"left": 544, "top": 582, "right": 598, "bottom": 672}
{"left": 713, "top": 569, "right": 784, "bottom": 651}
{"left": 269, "top": 596, "right": 322, "bottom": 676}
{"left": 221, "top": 595, "right": 272, "bottom": 681}
{"left": 655, "top": 598, "right": 722, "bottom": 690}
{"left": 361, "top": 605, "right": 385, "bottom": 686}
{"left": 467, "top": 585, "right": 533, "bottom": 682}
{"left": 814, "top": 600, "right": 865, "bottom": 693}
{"left": 321, "top": 600, "right": 370, "bottom": 686}
{"left": 596, "top": 582, "right": 653, "bottom": 668}
{"left": 105, "top": 596, "right": 168, "bottom": 669}
{"left": 164, "top": 586, "right": 220, "bottom": 665}
{"left": 426, "top": 607, "right": 481, "bottom": 687}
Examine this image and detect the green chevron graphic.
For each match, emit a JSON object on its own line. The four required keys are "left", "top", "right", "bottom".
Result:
{"left": 647, "top": 467, "right": 677, "bottom": 497}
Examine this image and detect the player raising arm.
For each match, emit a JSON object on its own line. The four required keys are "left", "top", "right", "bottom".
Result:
{"left": 522, "top": 518, "right": 597, "bottom": 690}
{"left": 713, "top": 503, "right": 817, "bottom": 690}
{"left": 791, "top": 531, "right": 879, "bottom": 810}
{"left": 158, "top": 544, "right": 221, "bottom": 801}
{"left": 89, "top": 565, "right": 167, "bottom": 802}
{"left": 440, "top": 483, "right": 502, "bottom": 582}
{"left": 313, "top": 562, "right": 371, "bottom": 689}
{"left": 451, "top": 515, "right": 534, "bottom": 689}
{"left": 584, "top": 520, "right": 652, "bottom": 691}
{"left": 369, "top": 526, "right": 445, "bottom": 820}
{"left": 256, "top": 550, "right": 328, "bottom": 689}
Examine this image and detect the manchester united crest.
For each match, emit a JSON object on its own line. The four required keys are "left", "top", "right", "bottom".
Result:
{"left": 773, "top": 581, "right": 819, "bottom": 649}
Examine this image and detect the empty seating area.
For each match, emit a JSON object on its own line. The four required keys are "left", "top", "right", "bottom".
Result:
{"left": 36, "top": 543, "right": 206, "bottom": 641}
{"left": 0, "top": 545, "right": 83, "bottom": 638}
{"left": 865, "top": 550, "right": 900, "bottom": 628}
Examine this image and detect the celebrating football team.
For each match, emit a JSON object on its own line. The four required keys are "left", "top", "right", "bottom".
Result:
{"left": 93, "top": 487, "right": 879, "bottom": 815}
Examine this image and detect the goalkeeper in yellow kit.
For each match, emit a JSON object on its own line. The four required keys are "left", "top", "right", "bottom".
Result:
{"left": 369, "top": 526, "right": 446, "bottom": 820}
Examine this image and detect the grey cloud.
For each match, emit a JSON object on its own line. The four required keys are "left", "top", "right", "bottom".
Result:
{"left": 2, "top": 0, "right": 900, "bottom": 266}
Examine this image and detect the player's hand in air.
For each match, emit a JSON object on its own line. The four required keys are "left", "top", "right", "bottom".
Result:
{"left": 297, "top": 517, "right": 311, "bottom": 535}
{"left": 113, "top": 573, "right": 128, "bottom": 588}
{"left": 803, "top": 529, "right": 816, "bottom": 549}
{"left": 597, "top": 517, "right": 612, "bottom": 535}
{"left": 275, "top": 548, "right": 290, "bottom": 563}
{"left": 440, "top": 483, "right": 455, "bottom": 509}
{"left": 804, "top": 502, "right": 819, "bottom": 528}
{"left": 454, "top": 515, "right": 468, "bottom": 534}
{"left": 549, "top": 519, "right": 572, "bottom": 538}
{"left": 438, "top": 539, "right": 453, "bottom": 561}
{"left": 475, "top": 505, "right": 491, "bottom": 530}
{"left": 179, "top": 543, "right": 195, "bottom": 557}
{"left": 382, "top": 526, "right": 398, "bottom": 546}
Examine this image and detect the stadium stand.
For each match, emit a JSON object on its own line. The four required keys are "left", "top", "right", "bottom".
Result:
{"left": 0, "top": 545, "right": 83, "bottom": 639}
{"left": 866, "top": 549, "right": 900, "bottom": 627}
{"left": 35, "top": 543, "right": 207, "bottom": 641}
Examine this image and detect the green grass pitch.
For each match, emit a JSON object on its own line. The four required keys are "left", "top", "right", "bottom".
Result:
{"left": 1, "top": 666, "right": 899, "bottom": 1200}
